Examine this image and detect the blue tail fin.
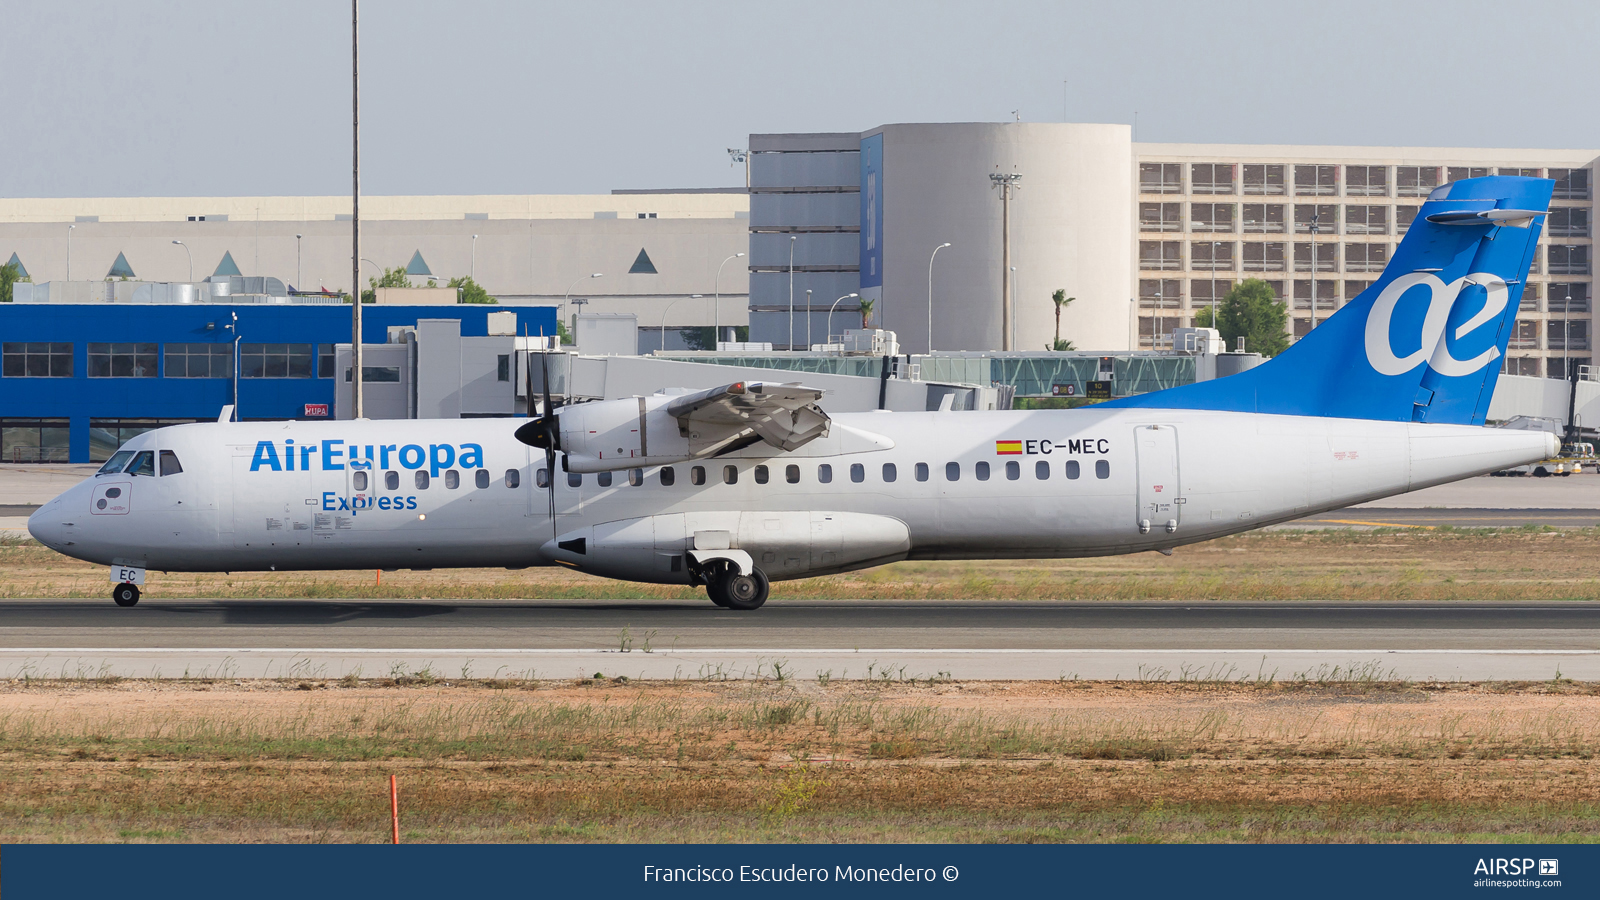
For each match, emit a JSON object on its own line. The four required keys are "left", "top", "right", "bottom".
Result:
{"left": 1103, "top": 175, "right": 1552, "bottom": 424}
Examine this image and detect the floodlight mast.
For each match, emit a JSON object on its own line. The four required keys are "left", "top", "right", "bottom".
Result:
{"left": 990, "top": 170, "right": 1022, "bottom": 351}
{"left": 351, "top": 0, "right": 363, "bottom": 419}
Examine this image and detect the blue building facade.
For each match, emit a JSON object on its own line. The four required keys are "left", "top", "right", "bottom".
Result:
{"left": 0, "top": 303, "right": 556, "bottom": 463}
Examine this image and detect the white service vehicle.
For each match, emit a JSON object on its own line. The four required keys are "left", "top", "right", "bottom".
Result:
{"left": 29, "top": 176, "right": 1558, "bottom": 610}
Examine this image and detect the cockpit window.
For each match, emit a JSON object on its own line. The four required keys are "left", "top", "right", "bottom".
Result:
{"left": 98, "top": 450, "right": 135, "bottom": 475}
{"left": 159, "top": 450, "right": 183, "bottom": 476}
{"left": 127, "top": 450, "right": 156, "bottom": 477}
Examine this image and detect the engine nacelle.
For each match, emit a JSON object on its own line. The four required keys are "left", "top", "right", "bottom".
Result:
{"left": 555, "top": 395, "right": 692, "bottom": 473}
{"left": 540, "top": 510, "right": 912, "bottom": 583}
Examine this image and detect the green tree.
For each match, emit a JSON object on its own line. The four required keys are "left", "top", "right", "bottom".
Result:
{"left": 358, "top": 267, "right": 411, "bottom": 304}
{"left": 1191, "top": 278, "right": 1289, "bottom": 356}
{"left": 1050, "top": 289, "right": 1075, "bottom": 351}
{"left": 0, "top": 261, "right": 27, "bottom": 302}
{"left": 448, "top": 275, "right": 497, "bottom": 304}
{"left": 858, "top": 297, "right": 875, "bottom": 329}
{"left": 679, "top": 325, "right": 749, "bottom": 351}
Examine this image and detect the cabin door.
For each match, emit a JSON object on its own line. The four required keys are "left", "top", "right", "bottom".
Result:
{"left": 1134, "top": 425, "right": 1181, "bottom": 535}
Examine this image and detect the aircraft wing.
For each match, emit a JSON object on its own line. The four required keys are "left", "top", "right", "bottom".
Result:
{"left": 664, "top": 381, "right": 830, "bottom": 454}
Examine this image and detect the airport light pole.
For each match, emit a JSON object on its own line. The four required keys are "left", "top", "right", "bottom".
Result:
{"left": 805, "top": 289, "right": 813, "bottom": 350}
{"left": 1307, "top": 209, "right": 1320, "bottom": 335}
{"left": 990, "top": 170, "right": 1022, "bottom": 350}
{"left": 172, "top": 240, "right": 192, "bottom": 282}
{"left": 827, "top": 293, "right": 860, "bottom": 346}
{"left": 927, "top": 242, "right": 951, "bottom": 352}
{"left": 714, "top": 252, "right": 744, "bottom": 347}
{"left": 563, "top": 273, "right": 602, "bottom": 339}
{"left": 295, "top": 234, "right": 302, "bottom": 289}
{"left": 65, "top": 224, "right": 74, "bottom": 280}
{"left": 660, "top": 295, "right": 701, "bottom": 352}
{"left": 351, "top": 0, "right": 363, "bottom": 419}
{"left": 788, "top": 236, "right": 797, "bottom": 351}
{"left": 1009, "top": 265, "right": 1018, "bottom": 351}
{"left": 727, "top": 149, "right": 749, "bottom": 190}
{"left": 471, "top": 234, "right": 478, "bottom": 281}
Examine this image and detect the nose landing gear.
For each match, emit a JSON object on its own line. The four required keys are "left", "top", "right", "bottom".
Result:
{"left": 705, "top": 564, "right": 770, "bottom": 611}
{"left": 112, "top": 583, "right": 141, "bottom": 607}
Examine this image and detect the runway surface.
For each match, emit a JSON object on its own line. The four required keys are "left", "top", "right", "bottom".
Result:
{"left": 4, "top": 599, "right": 1596, "bottom": 681}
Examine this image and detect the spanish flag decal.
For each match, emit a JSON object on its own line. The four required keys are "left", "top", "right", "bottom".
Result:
{"left": 995, "top": 440, "right": 1023, "bottom": 455}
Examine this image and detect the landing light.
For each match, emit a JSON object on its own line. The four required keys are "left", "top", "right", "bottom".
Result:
{"left": 418, "top": 514, "right": 426, "bottom": 521}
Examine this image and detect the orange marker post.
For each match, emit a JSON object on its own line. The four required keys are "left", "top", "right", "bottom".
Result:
{"left": 390, "top": 774, "right": 399, "bottom": 844}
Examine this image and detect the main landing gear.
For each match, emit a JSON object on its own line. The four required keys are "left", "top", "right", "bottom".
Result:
{"left": 706, "top": 564, "right": 770, "bottom": 611}
{"left": 112, "top": 583, "right": 141, "bottom": 607}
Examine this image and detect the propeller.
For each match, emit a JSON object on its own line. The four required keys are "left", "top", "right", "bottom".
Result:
{"left": 513, "top": 350, "right": 560, "bottom": 535}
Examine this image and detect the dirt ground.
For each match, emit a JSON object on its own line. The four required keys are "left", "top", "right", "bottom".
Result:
{"left": 5, "top": 527, "right": 1600, "bottom": 602}
{"left": 2, "top": 678, "right": 1598, "bottom": 843}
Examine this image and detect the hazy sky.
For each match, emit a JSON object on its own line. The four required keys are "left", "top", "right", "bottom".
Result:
{"left": 6, "top": 0, "right": 1599, "bottom": 198}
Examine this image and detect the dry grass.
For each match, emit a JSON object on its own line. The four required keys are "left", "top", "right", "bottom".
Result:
{"left": 5, "top": 528, "right": 1600, "bottom": 602}
{"left": 2, "top": 679, "right": 1600, "bottom": 843}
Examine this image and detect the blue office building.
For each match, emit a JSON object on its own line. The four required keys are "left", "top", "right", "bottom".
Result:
{"left": 0, "top": 302, "right": 556, "bottom": 463}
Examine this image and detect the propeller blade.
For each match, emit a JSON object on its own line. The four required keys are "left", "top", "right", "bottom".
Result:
{"left": 540, "top": 351, "right": 558, "bottom": 534}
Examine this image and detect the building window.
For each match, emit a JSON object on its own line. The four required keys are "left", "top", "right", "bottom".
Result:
{"left": 1503, "top": 356, "right": 1541, "bottom": 377}
{"left": 1293, "top": 280, "right": 1338, "bottom": 311}
{"left": 1190, "top": 279, "right": 1234, "bottom": 306}
{"left": 1550, "top": 320, "right": 1590, "bottom": 352}
{"left": 1139, "top": 202, "right": 1182, "bottom": 232}
{"left": 1345, "top": 165, "right": 1388, "bottom": 197}
{"left": 1395, "top": 166, "right": 1440, "bottom": 197}
{"left": 1500, "top": 167, "right": 1541, "bottom": 178}
{"left": 1344, "top": 280, "right": 1375, "bottom": 301}
{"left": 1548, "top": 207, "right": 1590, "bottom": 238}
{"left": 1293, "top": 242, "right": 1338, "bottom": 273}
{"left": 1241, "top": 242, "right": 1285, "bottom": 272}
{"left": 1190, "top": 163, "right": 1235, "bottom": 194}
{"left": 1293, "top": 165, "right": 1338, "bottom": 196}
{"left": 1549, "top": 283, "right": 1591, "bottom": 313}
{"left": 1550, "top": 357, "right": 1592, "bottom": 380}
{"left": 1138, "top": 241, "right": 1182, "bottom": 271}
{"left": 240, "top": 343, "right": 313, "bottom": 378}
{"left": 1520, "top": 282, "right": 1541, "bottom": 312}
{"left": 1293, "top": 204, "right": 1337, "bottom": 235}
{"left": 1189, "top": 203, "right": 1235, "bottom": 233}
{"left": 1508, "top": 320, "right": 1540, "bottom": 350}
{"left": 318, "top": 344, "right": 336, "bottom": 378}
{"left": 88, "top": 418, "right": 195, "bottom": 461}
{"left": 1396, "top": 206, "right": 1419, "bottom": 233}
{"left": 497, "top": 355, "right": 510, "bottom": 382}
{"left": 1528, "top": 245, "right": 1541, "bottom": 275}
{"left": 1548, "top": 244, "right": 1590, "bottom": 276}
{"left": 1138, "top": 316, "right": 1180, "bottom": 349}
{"left": 166, "top": 343, "right": 233, "bottom": 378}
{"left": 87, "top": 343, "right": 157, "bottom": 378}
{"left": 1242, "top": 164, "right": 1285, "bottom": 195}
{"left": 1138, "top": 279, "right": 1181, "bottom": 309}
{"left": 1345, "top": 206, "right": 1388, "bottom": 235}
{"left": 1139, "top": 163, "right": 1182, "bottom": 194}
{"left": 2, "top": 418, "right": 71, "bottom": 463}
{"left": 1551, "top": 168, "right": 1591, "bottom": 200}
{"left": 2, "top": 342, "right": 73, "bottom": 378}
{"left": 1241, "top": 204, "right": 1285, "bottom": 234}
{"left": 1190, "top": 241, "right": 1234, "bottom": 271}
{"left": 1343, "top": 243, "right": 1388, "bottom": 273}
{"left": 1447, "top": 166, "right": 1490, "bottom": 182}
{"left": 343, "top": 366, "right": 401, "bottom": 383}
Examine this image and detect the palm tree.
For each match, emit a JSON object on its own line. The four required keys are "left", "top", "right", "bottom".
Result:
{"left": 858, "top": 297, "right": 876, "bottom": 329}
{"left": 1051, "top": 289, "right": 1075, "bottom": 351}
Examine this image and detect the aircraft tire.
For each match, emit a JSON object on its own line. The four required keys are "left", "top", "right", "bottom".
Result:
{"left": 720, "top": 567, "right": 769, "bottom": 611}
{"left": 112, "top": 583, "right": 141, "bottom": 607}
{"left": 706, "top": 577, "right": 733, "bottom": 608}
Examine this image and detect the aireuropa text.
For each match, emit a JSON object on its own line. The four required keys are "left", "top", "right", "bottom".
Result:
{"left": 642, "top": 865, "right": 943, "bottom": 883}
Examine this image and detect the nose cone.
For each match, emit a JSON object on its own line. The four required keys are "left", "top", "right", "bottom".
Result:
{"left": 27, "top": 500, "right": 62, "bottom": 547}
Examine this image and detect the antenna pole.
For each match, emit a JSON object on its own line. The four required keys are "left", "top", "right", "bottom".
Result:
{"left": 351, "top": 0, "right": 364, "bottom": 419}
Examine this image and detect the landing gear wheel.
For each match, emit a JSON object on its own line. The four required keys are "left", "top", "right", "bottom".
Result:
{"left": 112, "top": 583, "right": 140, "bottom": 607}
{"left": 706, "top": 569, "right": 733, "bottom": 608}
{"left": 718, "top": 566, "right": 769, "bottom": 611}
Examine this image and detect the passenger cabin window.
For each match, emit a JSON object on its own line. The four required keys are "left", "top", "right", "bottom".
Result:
{"left": 660, "top": 466, "right": 675, "bottom": 486}
{"left": 127, "top": 451, "right": 155, "bottom": 476}
{"left": 723, "top": 465, "right": 737, "bottom": 485}
{"left": 568, "top": 472, "right": 582, "bottom": 488}
{"left": 850, "top": 463, "right": 864, "bottom": 483}
{"left": 754, "top": 465, "right": 769, "bottom": 484}
{"left": 504, "top": 469, "right": 520, "bottom": 488}
{"left": 786, "top": 465, "right": 800, "bottom": 484}
{"left": 1005, "top": 461, "right": 1020, "bottom": 480}
{"left": 1096, "top": 460, "right": 1111, "bottom": 479}
{"left": 444, "top": 470, "right": 460, "bottom": 489}
{"left": 352, "top": 470, "right": 368, "bottom": 491}
{"left": 537, "top": 468, "right": 550, "bottom": 488}
{"left": 818, "top": 464, "right": 833, "bottom": 484}
{"left": 476, "top": 469, "right": 491, "bottom": 489}
{"left": 598, "top": 471, "right": 612, "bottom": 487}
{"left": 1035, "top": 460, "right": 1050, "bottom": 480}
{"left": 99, "top": 450, "right": 134, "bottom": 475}
{"left": 628, "top": 468, "right": 643, "bottom": 486}
{"left": 1066, "top": 460, "right": 1081, "bottom": 479}
{"left": 945, "top": 462, "right": 960, "bottom": 481}
{"left": 690, "top": 466, "right": 706, "bottom": 486}
{"left": 915, "top": 462, "right": 929, "bottom": 482}
{"left": 975, "top": 461, "right": 991, "bottom": 481}
{"left": 883, "top": 463, "right": 897, "bottom": 482}
{"left": 415, "top": 470, "right": 429, "bottom": 489}
{"left": 385, "top": 470, "right": 400, "bottom": 490}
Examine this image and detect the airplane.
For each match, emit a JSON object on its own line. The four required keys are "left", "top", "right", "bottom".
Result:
{"left": 29, "top": 175, "right": 1557, "bottom": 611}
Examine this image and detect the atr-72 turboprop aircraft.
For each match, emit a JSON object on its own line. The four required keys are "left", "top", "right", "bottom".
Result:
{"left": 30, "top": 175, "right": 1558, "bottom": 610}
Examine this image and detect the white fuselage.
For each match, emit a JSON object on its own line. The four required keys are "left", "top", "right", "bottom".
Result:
{"left": 28, "top": 408, "right": 1555, "bottom": 582}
